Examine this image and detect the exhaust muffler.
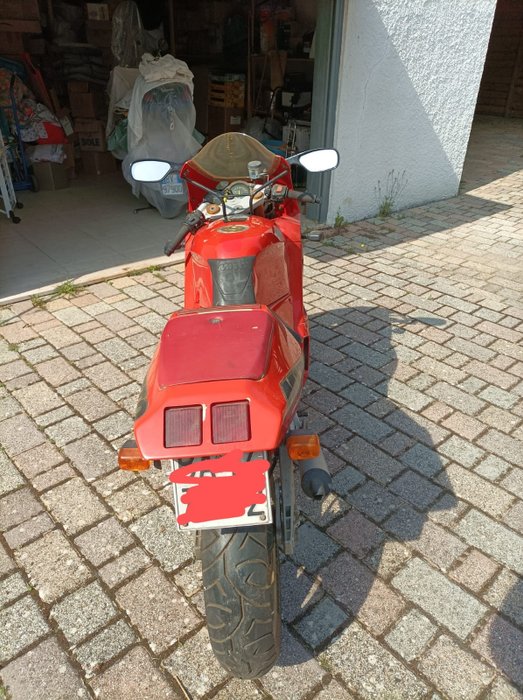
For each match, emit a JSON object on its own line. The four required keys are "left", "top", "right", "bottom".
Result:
{"left": 298, "top": 450, "right": 333, "bottom": 500}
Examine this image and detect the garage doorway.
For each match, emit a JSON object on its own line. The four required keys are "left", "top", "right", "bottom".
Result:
{"left": 461, "top": 0, "right": 523, "bottom": 193}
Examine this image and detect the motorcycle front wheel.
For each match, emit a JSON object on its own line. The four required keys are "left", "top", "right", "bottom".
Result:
{"left": 200, "top": 524, "right": 280, "bottom": 678}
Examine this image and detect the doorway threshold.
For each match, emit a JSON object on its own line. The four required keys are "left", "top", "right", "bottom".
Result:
{"left": 0, "top": 251, "right": 185, "bottom": 307}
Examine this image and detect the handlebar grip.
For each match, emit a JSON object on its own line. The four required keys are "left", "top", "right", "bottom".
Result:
{"left": 287, "top": 190, "right": 321, "bottom": 204}
{"left": 164, "top": 224, "right": 190, "bottom": 256}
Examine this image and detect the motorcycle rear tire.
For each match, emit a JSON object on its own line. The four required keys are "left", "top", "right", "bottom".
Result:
{"left": 200, "top": 524, "right": 280, "bottom": 679}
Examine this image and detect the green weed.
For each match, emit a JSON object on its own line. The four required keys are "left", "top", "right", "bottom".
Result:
{"left": 129, "top": 264, "right": 162, "bottom": 277}
{"left": 30, "top": 294, "right": 46, "bottom": 308}
{"left": 375, "top": 169, "right": 408, "bottom": 218}
{"left": 53, "top": 280, "right": 83, "bottom": 298}
{"left": 334, "top": 208, "right": 348, "bottom": 228}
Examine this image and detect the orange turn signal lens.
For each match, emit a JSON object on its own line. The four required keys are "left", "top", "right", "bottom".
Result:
{"left": 118, "top": 446, "right": 150, "bottom": 471}
{"left": 286, "top": 434, "right": 321, "bottom": 461}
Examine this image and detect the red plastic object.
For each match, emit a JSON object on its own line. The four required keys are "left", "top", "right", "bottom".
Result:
{"left": 158, "top": 308, "right": 274, "bottom": 387}
{"left": 165, "top": 405, "right": 202, "bottom": 447}
{"left": 21, "top": 53, "right": 54, "bottom": 112}
{"left": 212, "top": 401, "right": 251, "bottom": 444}
{"left": 134, "top": 305, "right": 303, "bottom": 459}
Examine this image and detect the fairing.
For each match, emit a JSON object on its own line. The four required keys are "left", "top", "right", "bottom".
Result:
{"left": 134, "top": 305, "right": 304, "bottom": 459}
{"left": 188, "top": 132, "right": 279, "bottom": 181}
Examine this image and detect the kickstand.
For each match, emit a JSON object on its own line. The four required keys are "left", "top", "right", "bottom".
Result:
{"left": 133, "top": 204, "right": 154, "bottom": 214}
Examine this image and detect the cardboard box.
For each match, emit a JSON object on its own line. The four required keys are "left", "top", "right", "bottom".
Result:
{"left": 0, "top": 18, "right": 41, "bottom": 33}
{"left": 24, "top": 35, "right": 45, "bottom": 54}
{"left": 207, "top": 106, "right": 243, "bottom": 139}
{"left": 209, "top": 74, "right": 245, "bottom": 109}
{"left": 63, "top": 140, "right": 79, "bottom": 178}
{"left": 0, "top": 31, "right": 24, "bottom": 53}
{"left": 81, "top": 151, "right": 117, "bottom": 176}
{"left": 32, "top": 162, "right": 69, "bottom": 190}
{"left": 69, "top": 91, "right": 105, "bottom": 118}
{"left": 86, "top": 3, "right": 110, "bottom": 21}
{"left": 192, "top": 65, "right": 209, "bottom": 134}
{"left": 86, "top": 19, "right": 112, "bottom": 47}
{"left": 67, "top": 81, "right": 90, "bottom": 94}
{"left": 75, "top": 119, "right": 106, "bottom": 151}
{"left": 0, "top": 0, "right": 40, "bottom": 20}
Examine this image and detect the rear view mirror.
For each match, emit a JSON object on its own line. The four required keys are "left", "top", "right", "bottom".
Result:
{"left": 298, "top": 149, "right": 339, "bottom": 173}
{"left": 131, "top": 160, "right": 172, "bottom": 182}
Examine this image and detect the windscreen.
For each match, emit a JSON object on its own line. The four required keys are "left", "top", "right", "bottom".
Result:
{"left": 188, "top": 133, "right": 280, "bottom": 180}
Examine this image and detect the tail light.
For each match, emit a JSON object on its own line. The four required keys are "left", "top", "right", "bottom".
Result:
{"left": 165, "top": 406, "right": 202, "bottom": 447}
{"left": 212, "top": 401, "right": 250, "bottom": 444}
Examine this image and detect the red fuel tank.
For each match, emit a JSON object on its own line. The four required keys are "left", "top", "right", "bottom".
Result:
{"left": 184, "top": 216, "right": 294, "bottom": 328}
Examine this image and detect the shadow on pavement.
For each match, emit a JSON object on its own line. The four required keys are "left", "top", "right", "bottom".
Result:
{"left": 305, "top": 191, "right": 511, "bottom": 264}
{"left": 489, "top": 581, "right": 523, "bottom": 690}
{"left": 278, "top": 306, "right": 458, "bottom": 664}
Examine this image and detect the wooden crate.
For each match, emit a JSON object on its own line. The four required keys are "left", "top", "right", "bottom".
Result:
{"left": 209, "top": 75, "right": 245, "bottom": 109}
{"left": 0, "top": 0, "right": 40, "bottom": 20}
{"left": 207, "top": 106, "right": 243, "bottom": 138}
{"left": 0, "top": 31, "right": 24, "bottom": 54}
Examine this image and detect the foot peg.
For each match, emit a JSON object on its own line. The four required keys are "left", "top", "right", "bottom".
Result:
{"left": 298, "top": 451, "right": 333, "bottom": 500}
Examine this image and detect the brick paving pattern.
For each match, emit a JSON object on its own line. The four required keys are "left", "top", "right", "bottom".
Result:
{"left": 0, "top": 116, "right": 522, "bottom": 698}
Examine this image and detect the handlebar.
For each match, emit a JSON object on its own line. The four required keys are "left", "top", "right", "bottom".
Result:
{"left": 287, "top": 190, "right": 321, "bottom": 204}
{"left": 270, "top": 185, "right": 320, "bottom": 205}
{"left": 165, "top": 186, "right": 320, "bottom": 255}
{"left": 164, "top": 211, "right": 206, "bottom": 256}
{"left": 164, "top": 222, "right": 191, "bottom": 256}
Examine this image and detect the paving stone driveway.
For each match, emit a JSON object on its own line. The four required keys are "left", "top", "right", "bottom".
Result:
{"left": 0, "top": 116, "right": 522, "bottom": 699}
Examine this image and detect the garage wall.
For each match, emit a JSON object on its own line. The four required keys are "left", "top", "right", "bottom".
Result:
{"left": 328, "top": 0, "right": 497, "bottom": 223}
{"left": 476, "top": 0, "right": 523, "bottom": 118}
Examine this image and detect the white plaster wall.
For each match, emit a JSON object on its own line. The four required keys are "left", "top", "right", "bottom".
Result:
{"left": 328, "top": 0, "right": 497, "bottom": 222}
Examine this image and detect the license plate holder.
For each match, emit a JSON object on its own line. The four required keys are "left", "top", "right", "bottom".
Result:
{"left": 170, "top": 459, "right": 272, "bottom": 531}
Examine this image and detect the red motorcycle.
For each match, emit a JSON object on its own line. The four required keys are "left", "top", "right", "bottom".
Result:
{"left": 118, "top": 133, "right": 339, "bottom": 678}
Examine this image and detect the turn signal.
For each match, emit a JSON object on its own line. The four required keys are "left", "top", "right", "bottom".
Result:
{"left": 118, "top": 442, "right": 150, "bottom": 471}
{"left": 286, "top": 434, "right": 321, "bottom": 461}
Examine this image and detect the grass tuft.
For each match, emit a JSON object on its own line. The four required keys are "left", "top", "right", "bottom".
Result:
{"left": 53, "top": 280, "right": 83, "bottom": 298}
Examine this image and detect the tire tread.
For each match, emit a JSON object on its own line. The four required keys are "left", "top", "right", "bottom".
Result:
{"left": 200, "top": 525, "right": 280, "bottom": 678}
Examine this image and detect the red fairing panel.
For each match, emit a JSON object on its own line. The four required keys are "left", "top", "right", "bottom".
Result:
{"left": 157, "top": 308, "right": 274, "bottom": 386}
{"left": 134, "top": 305, "right": 304, "bottom": 459}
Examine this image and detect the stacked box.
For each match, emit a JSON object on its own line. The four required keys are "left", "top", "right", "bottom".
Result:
{"left": 0, "top": 31, "right": 24, "bottom": 53}
{"left": 85, "top": 19, "right": 112, "bottom": 48}
{"left": 63, "top": 138, "right": 79, "bottom": 179}
{"left": 32, "top": 162, "right": 69, "bottom": 190}
{"left": 81, "top": 151, "right": 117, "bottom": 176}
{"left": 0, "top": 1, "right": 42, "bottom": 56}
{"left": 207, "top": 106, "right": 244, "bottom": 138}
{"left": 67, "top": 82, "right": 106, "bottom": 119}
{"left": 75, "top": 119, "right": 106, "bottom": 151}
{"left": 209, "top": 73, "right": 245, "bottom": 108}
{"left": 207, "top": 73, "right": 245, "bottom": 138}
{"left": 0, "top": 0, "right": 40, "bottom": 20}
{"left": 86, "top": 3, "right": 110, "bottom": 21}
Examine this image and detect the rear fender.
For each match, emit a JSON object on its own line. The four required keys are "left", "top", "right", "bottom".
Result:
{"left": 133, "top": 305, "right": 305, "bottom": 459}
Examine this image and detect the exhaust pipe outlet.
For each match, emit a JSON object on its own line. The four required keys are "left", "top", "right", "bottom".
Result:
{"left": 298, "top": 451, "right": 333, "bottom": 500}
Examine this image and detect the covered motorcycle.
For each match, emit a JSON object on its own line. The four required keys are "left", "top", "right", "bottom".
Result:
{"left": 122, "top": 53, "right": 201, "bottom": 217}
